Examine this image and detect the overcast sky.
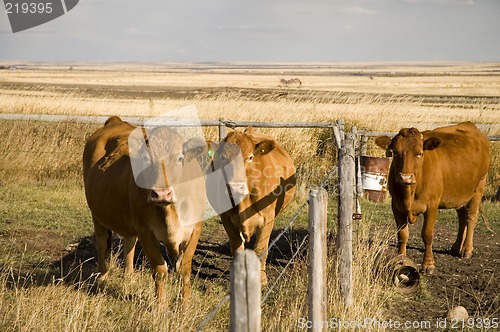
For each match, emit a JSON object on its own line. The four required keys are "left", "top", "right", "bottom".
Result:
{"left": 1, "top": 0, "right": 499, "bottom": 62}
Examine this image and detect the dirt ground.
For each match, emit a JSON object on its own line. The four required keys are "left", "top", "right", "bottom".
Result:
{"left": 50, "top": 208, "right": 499, "bottom": 331}
{"left": 388, "top": 217, "right": 500, "bottom": 330}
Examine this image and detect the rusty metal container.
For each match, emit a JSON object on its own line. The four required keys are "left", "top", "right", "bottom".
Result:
{"left": 360, "top": 156, "right": 390, "bottom": 203}
{"left": 389, "top": 255, "right": 420, "bottom": 293}
{"left": 374, "top": 251, "right": 420, "bottom": 293}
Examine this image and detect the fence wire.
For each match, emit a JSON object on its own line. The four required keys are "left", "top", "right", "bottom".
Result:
{"left": 195, "top": 197, "right": 309, "bottom": 331}
{"left": 195, "top": 129, "right": 343, "bottom": 331}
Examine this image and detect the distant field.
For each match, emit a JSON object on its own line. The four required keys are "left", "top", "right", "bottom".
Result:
{"left": 1, "top": 62, "right": 499, "bottom": 193}
{"left": 0, "top": 62, "right": 499, "bottom": 331}
{"left": 1, "top": 62, "right": 499, "bottom": 131}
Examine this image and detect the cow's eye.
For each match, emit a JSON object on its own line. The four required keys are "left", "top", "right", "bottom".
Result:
{"left": 247, "top": 154, "right": 254, "bottom": 163}
{"left": 176, "top": 154, "right": 184, "bottom": 164}
{"left": 416, "top": 152, "right": 423, "bottom": 158}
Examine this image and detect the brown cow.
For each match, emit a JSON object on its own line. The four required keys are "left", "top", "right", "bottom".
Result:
{"left": 206, "top": 127, "right": 296, "bottom": 284}
{"left": 83, "top": 116, "right": 207, "bottom": 301}
{"left": 375, "top": 122, "right": 490, "bottom": 274}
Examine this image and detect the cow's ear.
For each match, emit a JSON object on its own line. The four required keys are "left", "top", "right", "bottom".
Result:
{"left": 423, "top": 137, "right": 441, "bottom": 150}
{"left": 254, "top": 139, "right": 275, "bottom": 155}
{"left": 375, "top": 136, "right": 392, "bottom": 150}
{"left": 183, "top": 137, "right": 207, "bottom": 162}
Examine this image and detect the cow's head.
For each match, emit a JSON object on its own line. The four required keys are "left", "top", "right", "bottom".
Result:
{"left": 206, "top": 127, "right": 276, "bottom": 241}
{"left": 375, "top": 127, "right": 441, "bottom": 186}
{"left": 129, "top": 126, "right": 206, "bottom": 206}
{"left": 209, "top": 127, "right": 275, "bottom": 202}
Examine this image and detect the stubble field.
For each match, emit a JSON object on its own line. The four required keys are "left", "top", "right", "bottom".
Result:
{"left": 0, "top": 62, "right": 499, "bottom": 331}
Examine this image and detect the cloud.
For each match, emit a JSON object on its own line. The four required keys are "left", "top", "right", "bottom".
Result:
{"left": 404, "top": 0, "right": 474, "bottom": 4}
{"left": 79, "top": 0, "right": 119, "bottom": 4}
{"left": 341, "top": 6, "right": 378, "bottom": 15}
{"left": 125, "top": 26, "right": 141, "bottom": 34}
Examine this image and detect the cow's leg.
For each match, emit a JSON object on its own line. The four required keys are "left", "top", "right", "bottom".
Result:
{"left": 137, "top": 231, "right": 167, "bottom": 301}
{"left": 421, "top": 207, "right": 438, "bottom": 275}
{"left": 460, "top": 177, "right": 485, "bottom": 259}
{"left": 253, "top": 218, "right": 274, "bottom": 287}
{"left": 123, "top": 236, "right": 137, "bottom": 276}
{"left": 393, "top": 206, "right": 409, "bottom": 256}
{"left": 451, "top": 207, "right": 468, "bottom": 257}
{"left": 176, "top": 222, "right": 202, "bottom": 304}
{"left": 221, "top": 214, "right": 244, "bottom": 253}
{"left": 93, "top": 221, "right": 112, "bottom": 281}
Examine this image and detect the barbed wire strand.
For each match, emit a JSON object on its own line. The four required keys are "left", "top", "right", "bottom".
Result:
{"left": 261, "top": 234, "right": 309, "bottom": 305}
{"left": 195, "top": 197, "right": 308, "bottom": 332}
{"left": 195, "top": 166, "right": 342, "bottom": 331}
{"left": 195, "top": 293, "right": 230, "bottom": 332}
{"left": 260, "top": 202, "right": 307, "bottom": 260}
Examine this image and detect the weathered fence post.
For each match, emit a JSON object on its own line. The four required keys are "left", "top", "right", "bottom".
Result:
{"left": 332, "top": 124, "right": 342, "bottom": 150}
{"left": 336, "top": 119, "right": 345, "bottom": 141}
{"left": 308, "top": 188, "right": 328, "bottom": 332}
{"left": 219, "top": 118, "right": 227, "bottom": 142}
{"left": 230, "top": 249, "right": 261, "bottom": 332}
{"left": 337, "top": 132, "right": 355, "bottom": 308}
{"left": 359, "top": 134, "right": 368, "bottom": 156}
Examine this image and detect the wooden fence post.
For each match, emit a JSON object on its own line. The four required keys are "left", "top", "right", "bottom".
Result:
{"left": 230, "top": 249, "right": 261, "bottom": 332}
{"left": 308, "top": 188, "right": 328, "bottom": 332}
{"left": 337, "top": 132, "right": 355, "bottom": 308}
{"left": 332, "top": 124, "right": 342, "bottom": 149}
{"left": 336, "top": 119, "right": 345, "bottom": 141}
{"left": 219, "top": 118, "right": 227, "bottom": 142}
{"left": 359, "top": 134, "right": 368, "bottom": 156}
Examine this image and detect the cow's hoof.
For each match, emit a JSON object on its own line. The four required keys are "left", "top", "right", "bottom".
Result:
{"left": 95, "top": 272, "right": 109, "bottom": 292}
{"left": 421, "top": 265, "right": 435, "bottom": 275}
{"left": 450, "top": 246, "right": 461, "bottom": 257}
{"left": 461, "top": 251, "right": 473, "bottom": 259}
{"left": 97, "top": 271, "right": 109, "bottom": 282}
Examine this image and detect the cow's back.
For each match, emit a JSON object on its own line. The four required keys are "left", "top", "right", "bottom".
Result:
{"left": 247, "top": 136, "right": 296, "bottom": 213}
{"left": 83, "top": 118, "right": 137, "bottom": 236}
{"left": 421, "top": 122, "right": 489, "bottom": 207}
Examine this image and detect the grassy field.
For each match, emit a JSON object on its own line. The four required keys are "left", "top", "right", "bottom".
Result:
{"left": 0, "top": 62, "right": 499, "bottom": 331}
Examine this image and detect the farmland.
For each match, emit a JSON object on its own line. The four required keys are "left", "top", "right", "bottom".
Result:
{"left": 0, "top": 62, "right": 499, "bottom": 331}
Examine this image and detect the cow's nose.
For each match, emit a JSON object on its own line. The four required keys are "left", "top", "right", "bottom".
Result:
{"left": 229, "top": 181, "right": 249, "bottom": 198}
{"left": 148, "top": 187, "right": 176, "bottom": 204}
{"left": 398, "top": 172, "right": 415, "bottom": 185}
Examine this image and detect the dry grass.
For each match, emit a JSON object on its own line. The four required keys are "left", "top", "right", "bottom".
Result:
{"left": 0, "top": 207, "right": 396, "bottom": 332}
{"left": 1, "top": 82, "right": 498, "bottom": 195}
{"left": 0, "top": 64, "right": 499, "bottom": 331}
{"left": 0, "top": 255, "right": 230, "bottom": 332}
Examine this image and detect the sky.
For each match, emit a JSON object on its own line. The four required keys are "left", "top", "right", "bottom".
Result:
{"left": 0, "top": 0, "right": 499, "bottom": 62}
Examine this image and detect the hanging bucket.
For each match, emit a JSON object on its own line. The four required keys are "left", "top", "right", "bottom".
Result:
{"left": 360, "top": 156, "right": 390, "bottom": 203}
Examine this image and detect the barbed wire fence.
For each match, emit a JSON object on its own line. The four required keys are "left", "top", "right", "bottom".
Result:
{"left": 1, "top": 114, "right": 498, "bottom": 331}
{"left": 195, "top": 125, "right": 349, "bottom": 332}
